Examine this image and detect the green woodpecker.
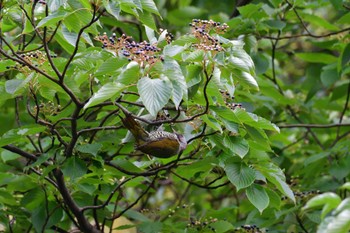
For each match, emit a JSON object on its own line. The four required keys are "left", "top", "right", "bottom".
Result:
{"left": 120, "top": 113, "right": 187, "bottom": 158}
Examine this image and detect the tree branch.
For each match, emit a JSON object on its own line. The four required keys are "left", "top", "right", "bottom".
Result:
{"left": 53, "top": 168, "right": 102, "bottom": 233}
{"left": 279, "top": 123, "right": 350, "bottom": 128}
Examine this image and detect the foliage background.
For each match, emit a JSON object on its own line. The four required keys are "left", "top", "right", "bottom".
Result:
{"left": 0, "top": 0, "right": 350, "bottom": 232}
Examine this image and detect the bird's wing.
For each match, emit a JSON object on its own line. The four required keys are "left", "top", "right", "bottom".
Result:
{"left": 137, "top": 136, "right": 180, "bottom": 158}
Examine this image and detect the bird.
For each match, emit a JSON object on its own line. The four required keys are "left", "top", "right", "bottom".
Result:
{"left": 118, "top": 108, "right": 187, "bottom": 158}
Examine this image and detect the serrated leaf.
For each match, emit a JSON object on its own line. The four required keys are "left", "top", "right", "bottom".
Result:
{"left": 84, "top": 83, "right": 125, "bottom": 109}
{"left": 224, "top": 160, "right": 256, "bottom": 191}
{"left": 246, "top": 184, "right": 269, "bottom": 213}
{"left": 137, "top": 76, "right": 172, "bottom": 116}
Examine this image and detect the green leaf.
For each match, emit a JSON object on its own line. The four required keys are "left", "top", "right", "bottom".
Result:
{"left": 113, "top": 158, "right": 143, "bottom": 173}
{"left": 0, "top": 59, "right": 16, "bottom": 72}
{"left": 183, "top": 50, "right": 205, "bottom": 62}
{"left": 76, "top": 143, "right": 102, "bottom": 157}
{"left": 163, "top": 45, "right": 185, "bottom": 57}
{"left": 103, "top": 0, "right": 121, "bottom": 19}
{"left": 210, "top": 221, "right": 234, "bottom": 233}
{"left": 323, "top": 210, "right": 350, "bottom": 233}
{"left": 167, "top": 6, "right": 206, "bottom": 26}
{"left": 303, "top": 192, "right": 341, "bottom": 219}
{"left": 258, "top": 163, "right": 295, "bottom": 203}
{"left": 84, "top": 82, "right": 125, "bottom": 109}
{"left": 340, "top": 182, "right": 350, "bottom": 191}
{"left": 62, "top": 157, "right": 87, "bottom": 180}
{"left": 337, "top": 12, "right": 350, "bottom": 24}
{"left": 21, "top": 189, "right": 45, "bottom": 210}
{"left": 163, "top": 59, "right": 188, "bottom": 108}
{"left": 95, "top": 57, "right": 128, "bottom": 76}
{"left": 139, "top": 11, "right": 157, "bottom": 30}
{"left": 296, "top": 53, "right": 338, "bottom": 64}
{"left": 1, "top": 150, "right": 20, "bottom": 162}
{"left": 138, "top": 221, "right": 163, "bottom": 233}
{"left": 246, "top": 184, "right": 269, "bottom": 213}
{"left": 0, "top": 188, "right": 17, "bottom": 205}
{"left": 5, "top": 73, "right": 34, "bottom": 95}
{"left": 0, "top": 125, "right": 47, "bottom": 147}
{"left": 7, "top": 175, "right": 37, "bottom": 192}
{"left": 141, "top": 0, "right": 160, "bottom": 16}
{"left": 224, "top": 160, "right": 256, "bottom": 191}
{"left": 117, "top": 61, "right": 141, "bottom": 84}
{"left": 202, "top": 115, "right": 222, "bottom": 133}
{"left": 36, "top": 8, "right": 67, "bottom": 28}
{"left": 32, "top": 201, "right": 63, "bottom": 232}
{"left": 145, "top": 26, "right": 157, "bottom": 44}
{"left": 228, "top": 48, "right": 255, "bottom": 76}
{"left": 55, "top": 29, "right": 75, "bottom": 53}
{"left": 238, "top": 3, "right": 265, "bottom": 18}
{"left": 321, "top": 64, "right": 339, "bottom": 87}
{"left": 302, "top": 13, "right": 340, "bottom": 31}
{"left": 223, "top": 136, "right": 249, "bottom": 159}
{"left": 266, "top": 188, "right": 281, "bottom": 209}
{"left": 263, "top": 19, "right": 286, "bottom": 30}
{"left": 334, "top": 198, "right": 350, "bottom": 215}
{"left": 237, "top": 71, "right": 259, "bottom": 91}
{"left": 340, "top": 43, "right": 350, "bottom": 69}
{"left": 64, "top": 8, "right": 93, "bottom": 32}
{"left": 137, "top": 76, "right": 172, "bottom": 116}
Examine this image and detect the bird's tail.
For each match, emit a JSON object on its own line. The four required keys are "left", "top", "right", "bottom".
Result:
{"left": 121, "top": 113, "right": 148, "bottom": 143}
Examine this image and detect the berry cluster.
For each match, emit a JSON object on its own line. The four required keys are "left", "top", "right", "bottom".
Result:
{"left": 233, "top": 224, "right": 267, "bottom": 232}
{"left": 6, "top": 51, "right": 53, "bottom": 73}
{"left": 281, "top": 190, "right": 321, "bottom": 201}
{"left": 189, "top": 19, "right": 228, "bottom": 52}
{"left": 186, "top": 217, "right": 218, "bottom": 232}
{"left": 159, "top": 28, "right": 174, "bottom": 44}
{"left": 33, "top": 101, "right": 61, "bottom": 116}
{"left": 95, "top": 32, "right": 163, "bottom": 66}
{"left": 219, "top": 89, "right": 243, "bottom": 110}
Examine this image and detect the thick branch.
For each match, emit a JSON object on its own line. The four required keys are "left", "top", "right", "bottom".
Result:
{"left": 53, "top": 168, "right": 101, "bottom": 233}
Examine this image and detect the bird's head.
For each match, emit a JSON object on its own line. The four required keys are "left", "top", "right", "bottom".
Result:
{"left": 175, "top": 133, "right": 187, "bottom": 152}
